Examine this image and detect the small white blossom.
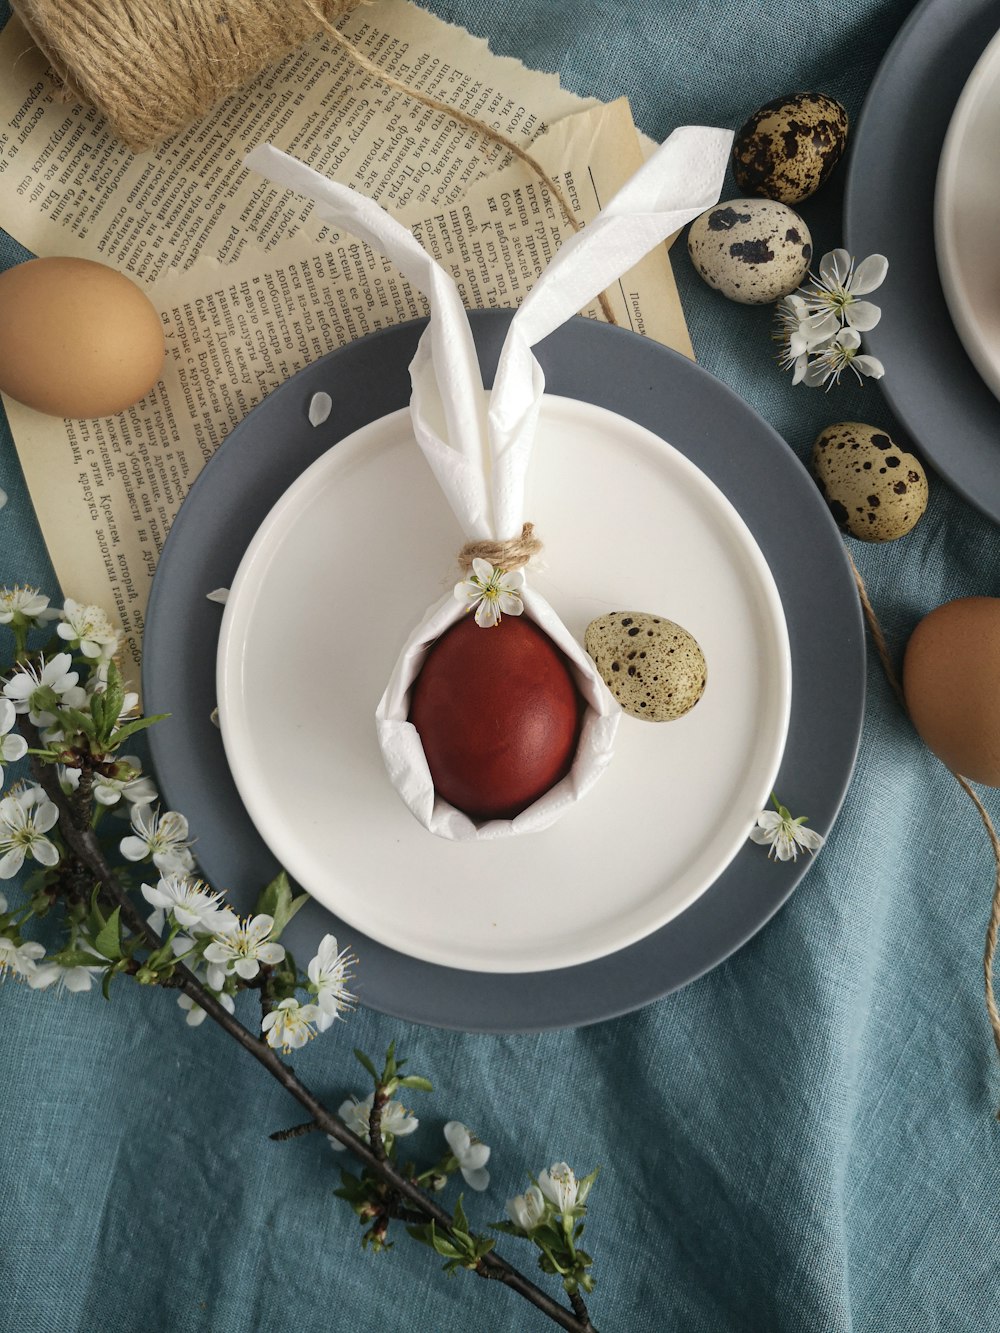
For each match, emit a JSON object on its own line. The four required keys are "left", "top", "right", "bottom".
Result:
{"left": 750, "top": 799, "right": 825, "bottom": 862}
{"left": 0, "top": 785, "right": 60, "bottom": 878}
{"left": 0, "top": 935, "right": 44, "bottom": 981}
{"left": 307, "top": 934, "right": 357, "bottom": 1031}
{"left": 178, "top": 987, "right": 235, "bottom": 1027}
{"left": 802, "top": 249, "right": 888, "bottom": 332}
{"left": 328, "top": 1092, "right": 419, "bottom": 1151}
{"left": 29, "top": 946, "right": 104, "bottom": 994}
{"left": 0, "top": 699, "right": 27, "bottom": 789}
{"left": 261, "top": 996, "right": 320, "bottom": 1051}
{"left": 0, "top": 586, "right": 57, "bottom": 629}
{"left": 773, "top": 294, "right": 838, "bottom": 385}
{"left": 3, "top": 653, "right": 86, "bottom": 726}
{"left": 141, "top": 874, "right": 231, "bottom": 935}
{"left": 506, "top": 1184, "right": 546, "bottom": 1231}
{"left": 203, "top": 913, "right": 285, "bottom": 980}
{"left": 802, "top": 326, "right": 885, "bottom": 389}
{"left": 538, "top": 1162, "right": 581, "bottom": 1214}
{"left": 93, "top": 758, "right": 158, "bottom": 807}
{"left": 454, "top": 558, "right": 525, "bottom": 628}
{"left": 120, "top": 805, "right": 195, "bottom": 873}
{"left": 56, "top": 599, "right": 121, "bottom": 660}
{"left": 443, "top": 1120, "right": 491, "bottom": 1191}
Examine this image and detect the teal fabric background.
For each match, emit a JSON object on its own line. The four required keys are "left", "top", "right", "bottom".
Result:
{"left": 3, "top": 1, "right": 1000, "bottom": 1330}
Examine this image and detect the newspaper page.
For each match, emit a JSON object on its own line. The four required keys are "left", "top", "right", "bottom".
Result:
{"left": 0, "top": 0, "right": 597, "bottom": 275}
{"left": 1, "top": 98, "right": 688, "bottom": 682}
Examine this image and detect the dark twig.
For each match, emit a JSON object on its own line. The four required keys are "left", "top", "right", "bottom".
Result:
{"left": 270, "top": 1120, "right": 322, "bottom": 1143}
{"left": 23, "top": 720, "right": 594, "bottom": 1333}
{"left": 569, "top": 1290, "right": 595, "bottom": 1330}
{"left": 369, "top": 1087, "right": 389, "bottom": 1163}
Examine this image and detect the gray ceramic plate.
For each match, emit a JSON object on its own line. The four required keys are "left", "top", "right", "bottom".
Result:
{"left": 143, "top": 310, "right": 864, "bottom": 1032}
{"left": 844, "top": 0, "right": 1000, "bottom": 522}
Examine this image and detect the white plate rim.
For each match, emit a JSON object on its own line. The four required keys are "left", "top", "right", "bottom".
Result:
{"left": 935, "top": 22, "right": 1000, "bottom": 403}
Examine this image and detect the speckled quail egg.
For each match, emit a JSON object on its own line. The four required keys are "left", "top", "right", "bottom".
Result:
{"left": 687, "top": 199, "right": 812, "bottom": 304}
{"left": 812, "top": 422, "right": 928, "bottom": 541}
{"left": 585, "top": 612, "right": 706, "bottom": 722}
{"left": 732, "top": 92, "right": 849, "bottom": 204}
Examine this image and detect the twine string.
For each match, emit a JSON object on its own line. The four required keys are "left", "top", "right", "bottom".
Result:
{"left": 302, "top": 4, "right": 618, "bottom": 326}
{"left": 848, "top": 552, "right": 1000, "bottom": 1081}
{"left": 458, "top": 521, "right": 541, "bottom": 573}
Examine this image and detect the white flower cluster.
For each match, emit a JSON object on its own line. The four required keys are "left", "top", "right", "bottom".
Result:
{"left": 329, "top": 1108, "right": 491, "bottom": 1191}
{"left": 0, "top": 785, "right": 59, "bottom": 878}
{"left": 774, "top": 249, "right": 887, "bottom": 388}
{"left": 1, "top": 590, "right": 145, "bottom": 796}
{"left": 506, "top": 1161, "right": 596, "bottom": 1231}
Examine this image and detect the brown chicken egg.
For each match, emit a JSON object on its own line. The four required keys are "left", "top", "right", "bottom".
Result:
{"left": 0, "top": 256, "right": 165, "bottom": 418}
{"left": 732, "top": 93, "right": 849, "bottom": 205}
{"left": 903, "top": 597, "right": 1000, "bottom": 786}
{"left": 409, "top": 614, "right": 583, "bottom": 821}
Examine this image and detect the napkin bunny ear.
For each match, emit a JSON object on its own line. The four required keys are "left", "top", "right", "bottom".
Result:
{"left": 243, "top": 145, "right": 494, "bottom": 537}
{"left": 486, "top": 126, "right": 734, "bottom": 535}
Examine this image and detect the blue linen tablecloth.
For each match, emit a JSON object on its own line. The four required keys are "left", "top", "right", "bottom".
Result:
{"left": 3, "top": 1, "right": 1000, "bottom": 1329}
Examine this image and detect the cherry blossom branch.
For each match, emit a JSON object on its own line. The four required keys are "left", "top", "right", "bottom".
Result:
{"left": 23, "top": 724, "right": 594, "bottom": 1333}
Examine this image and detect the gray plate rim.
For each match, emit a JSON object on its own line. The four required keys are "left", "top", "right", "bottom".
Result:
{"left": 143, "top": 309, "right": 864, "bottom": 1033}
{"left": 844, "top": 0, "right": 1000, "bottom": 523}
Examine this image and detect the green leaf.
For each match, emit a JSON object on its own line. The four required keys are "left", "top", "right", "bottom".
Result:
{"left": 429, "top": 1229, "right": 461, "bottom": 1259}
{"left": 251, "top": 871, "right": 308, "bottom": 939}
{"left": 405, "top": 1224, "right": 435, "bottom": 1250}
{"left": 533, "top": 1223, "right": 566, "bottom": 1251}
{"left": 353, "top": 1048, "right": 379, "bottom": 1081}
{"left": 90, "top": 691, "right": 107, "bottom": 734}
{"left": 100, "top": 662, "right": 126, "bottom": 741}
{"left": 396, "top": 1075, "right": 433, "bottom": 1092}
{"left": 109, "top": 714, "right": 169, "bottom": 747}
{"left": 88, "top": 886, "right": 107, "bottom": 937}
{"left": 453, "top": 1194, "right": 470, "bottom": 1236}
{"left": 51, "top": 947, "right": 103, "bottom": 968}
{"left": 101, "top": 966, "right": 115, "bottom": 1000}
{"left": 94, "top": 906, "right": 123, "bottom": 961}
{"left": 58, "top": 706, "right": 97, "bottom": 738}
{"left": 382, "top": 1040, "right": 397, "bottom": 1083}
{"left": 253, "top": 870, "right": 289, "bottom": 920}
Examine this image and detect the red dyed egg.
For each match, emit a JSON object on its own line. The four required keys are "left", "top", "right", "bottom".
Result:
{"left": 409, "top": 615, "right": 583, "bottom": 821}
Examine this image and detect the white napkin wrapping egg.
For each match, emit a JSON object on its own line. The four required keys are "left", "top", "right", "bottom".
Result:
{"left": 245, "top": 129, "right": 732, "bottom": 840}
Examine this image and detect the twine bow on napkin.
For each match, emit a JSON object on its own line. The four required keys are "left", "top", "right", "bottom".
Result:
{"left": 245, "top": 128, "right": 731, "bottom": 840}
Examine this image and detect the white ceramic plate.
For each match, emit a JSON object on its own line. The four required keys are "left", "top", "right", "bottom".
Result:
{"left": 936, "top": 23, "right": 1000, "bottom": 403}
{"left": 217, "top": 395, "right": 791, "bottom": 974}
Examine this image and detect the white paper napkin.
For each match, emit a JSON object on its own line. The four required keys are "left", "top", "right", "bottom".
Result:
{"left": 245, "top": 127, "right": 731, "bottom": 840}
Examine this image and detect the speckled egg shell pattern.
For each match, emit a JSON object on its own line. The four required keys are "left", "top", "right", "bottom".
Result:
{"left": 687, "top": 198, "right": 812, "bottom": 304}
{"left": 812, "top": 422, "right": 929, "bottom": 542}
{"left": 732, "top": 92, "right": 849, "bottom": 205}
{"left": 584, "top": 613, "right": 707, "bottom": 722}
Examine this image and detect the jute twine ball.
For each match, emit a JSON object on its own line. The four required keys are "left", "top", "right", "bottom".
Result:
{"left": 11, "top": 0, "right": 365, "bottom": 152}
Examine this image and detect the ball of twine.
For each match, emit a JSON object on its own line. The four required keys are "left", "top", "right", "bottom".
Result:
{"left": 11, "top": 0, "right": 364, "bottom": 152}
